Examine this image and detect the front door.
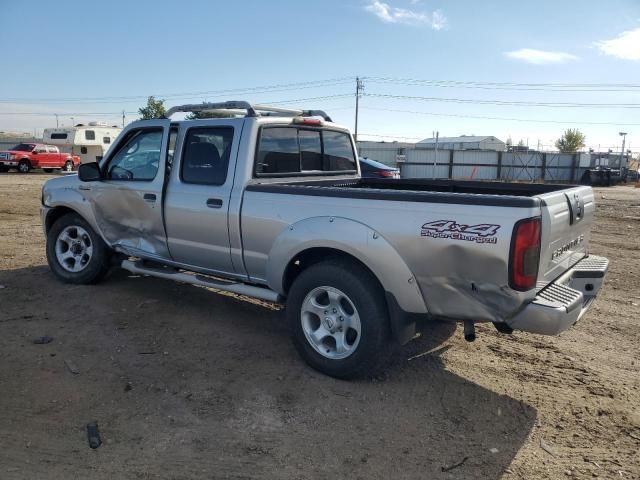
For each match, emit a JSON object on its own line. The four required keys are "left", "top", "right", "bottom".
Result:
{"left": 85, "top": 120, "right": 171, "bottom": 258}
{"left": 163, "top": 119, "right": 244, "bottom": 275}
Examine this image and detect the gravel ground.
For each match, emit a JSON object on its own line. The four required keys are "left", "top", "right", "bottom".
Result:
{"left": 0, "top": 172, "right": 638, "bottom": 479}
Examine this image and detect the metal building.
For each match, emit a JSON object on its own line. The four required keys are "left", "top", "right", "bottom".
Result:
{"left": 416, "top": 135, "right": 505, "bottom": 151}
{"left": 356, "top": 141, "right": 415, "bottom": 167}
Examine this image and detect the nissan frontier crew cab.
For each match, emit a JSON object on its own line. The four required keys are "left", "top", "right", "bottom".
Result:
{"left": 41, "top": 101, "right": 609, "bottom": 379}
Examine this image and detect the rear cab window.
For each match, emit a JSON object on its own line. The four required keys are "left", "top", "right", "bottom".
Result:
{"left": 255, "top": 126, "right": 356, "bottom": 176}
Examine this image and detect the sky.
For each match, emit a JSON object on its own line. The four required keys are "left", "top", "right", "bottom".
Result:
{"left": 1, "top": 0, "right": 639, "bottom": 153}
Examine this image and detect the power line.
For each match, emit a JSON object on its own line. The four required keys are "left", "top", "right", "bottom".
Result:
{"left": 0, "top": 78, "right": 356, "bottom": 104}
{"left": 0, "top": 94, "right": 353, "bottom": 117}
{"left": 366, "top": 93, "right": 640, "bottom": 109}
{"left": 360, "top": 106, "right": 640, "bottom": 126}
{"left": 366, "top": 76, "right": 640, "bottom": 91}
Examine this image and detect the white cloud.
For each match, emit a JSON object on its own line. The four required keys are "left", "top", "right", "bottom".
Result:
{"left": 504, "top": 48, "right": 579, "bottom": 65}
{"left": 364, "top": 1, "right": 447, "bottom": 30}
{"left": 594, "top": 28, "right": 640, "bottom": 61}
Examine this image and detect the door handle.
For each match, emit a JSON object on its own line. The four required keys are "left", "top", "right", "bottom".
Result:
{"left": 206, "top": 198, "right": 223, "bottom": 208}
{"left": 143, "top": 193, "right": 156, "bottom": 202}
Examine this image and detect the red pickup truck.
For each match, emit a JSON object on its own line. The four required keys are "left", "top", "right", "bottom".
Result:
{"left": 0, "top": 143, "right": 80, "bottom": 173}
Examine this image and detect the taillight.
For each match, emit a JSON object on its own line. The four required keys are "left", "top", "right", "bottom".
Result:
{"left": 509, "top": 217, "right": 541, "bottom": 291}
{"left": 293, "top": 117, "right": 323, "bottom": 126}
{"left": 375, "top": 170, "right": 394, "bottom": 177}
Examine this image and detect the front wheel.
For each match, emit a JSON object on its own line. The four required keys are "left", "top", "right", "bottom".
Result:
{"left": 46, "top": 213, "right": 111, "bottom": 284}
{"left": 63, "top": 160, "right": 75, "bottom": 172}
{"left": 287, "top": 259, "right": 392, "bottom": 379}
{"left": 18, "top": 160, "right": 31, "bottom": 173}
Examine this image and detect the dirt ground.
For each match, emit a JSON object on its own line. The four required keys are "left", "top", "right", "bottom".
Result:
{"left": 0, "top": 172, "right": 638, "bottom": 480}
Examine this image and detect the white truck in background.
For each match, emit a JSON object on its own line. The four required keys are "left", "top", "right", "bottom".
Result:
{"left": 44, "top": 122, "right": 122, "bottom": 165}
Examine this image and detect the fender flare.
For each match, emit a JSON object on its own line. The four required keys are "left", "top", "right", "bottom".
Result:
{"left": 265, "top": 216, "right": 428, "bottom": 316}
{"left": 43, "top": 191, "right": 110, "bottom": 247}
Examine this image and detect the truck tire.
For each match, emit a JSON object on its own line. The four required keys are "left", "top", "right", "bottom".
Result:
{"left": 63, "top": 160, "right": 74, "bottom": 172}
{"left": 46, "top": 213, "right": 111, "bottom": 284}
{"left": 287, "top": 259, "right": 392, "bottom": 379}
{"left": 18, "top": 160, "right": 31, "bottom": 173}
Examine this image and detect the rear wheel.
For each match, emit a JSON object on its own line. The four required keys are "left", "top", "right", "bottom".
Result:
{"left": 18, "top": 160, "right": 31, "bottom": 173}
{"left": 46, "top": 213, "right": 111, "bottom": 284}
{"left": 287, "top": 259, "right": 392, "bottom": 379}
{"left": 63, "top": 160, "right": 74, "bottom": 172}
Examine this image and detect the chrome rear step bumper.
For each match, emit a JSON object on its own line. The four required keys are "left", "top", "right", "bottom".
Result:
{"left": 506, "top": 255, "right": 609, "bottom": 335}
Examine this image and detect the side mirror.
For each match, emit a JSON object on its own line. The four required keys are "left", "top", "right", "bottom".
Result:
{"left": 78, "top": 162, "right": 102, "bottom": 182}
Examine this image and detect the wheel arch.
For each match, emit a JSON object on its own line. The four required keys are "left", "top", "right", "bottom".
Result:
{"left": 44, "top": 206, "right": 78, "bottom": 234}
{"left": 267, "top": 216, "right": 428, "bottom": 323}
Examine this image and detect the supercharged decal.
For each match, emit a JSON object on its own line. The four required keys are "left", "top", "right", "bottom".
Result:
{"left": 421, "top": 220, "right": 500, "bottom": 244}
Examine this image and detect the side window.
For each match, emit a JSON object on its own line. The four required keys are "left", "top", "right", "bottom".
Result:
{"left": 256, "top": 127, "right": 299, "bottom": 174}
{"left": 181, "top": 127, "right": 234, "bottom": 185}
{"left": 81, "top": 146, "right": 88, "bottom": 154}
{"left": 85, "top": 130, "right": 96, "bottom": 140}
{"left": 34, "top": 146, "right": 46, "bottom": 153}
{"left": 323, "top": 130, "right": 356, "bottom": 171}
{"left": 47, "top": 146, "right": 58, "bottom": 153}
{"left": 106, "top": 129, "right": 163, "bottom": 181}
{"left": 166, "top": 126, "right": 178, "bottom": 169}
{"left": 103, "top": 137, "right": 111, "bottom": 144}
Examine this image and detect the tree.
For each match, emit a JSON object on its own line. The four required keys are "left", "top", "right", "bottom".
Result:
{"left": 555, "top": 129, "right": 586, "bottom": 153}
{"left": 185, "top": 110, "right": 234, "bottom": 120}
{"left": 138, "top": 96, "right": 166, "bottom": 119}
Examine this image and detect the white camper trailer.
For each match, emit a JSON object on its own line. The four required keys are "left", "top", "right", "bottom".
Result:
{"left": 43, "top": 122, "right": 122, "bottom": 164}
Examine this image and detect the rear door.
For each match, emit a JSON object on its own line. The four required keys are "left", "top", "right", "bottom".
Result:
{"left": 31, "top": 145, "right": 48, "bottom": 167}
{"left": 46, "top": 146, "right": 60, "bottom": 167}
{"left": 538, "top": 185, "right": 594, "bottom": 286}
{"left": 163, "top": 119, "right": 244, "bottom": 275}
{"left": 86, "top": 119, "right": 171, "bottom": 258}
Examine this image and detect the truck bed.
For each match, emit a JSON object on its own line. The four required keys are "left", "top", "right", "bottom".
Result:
{"left": 246, "top": 178, "right": 575, "bottom": 208}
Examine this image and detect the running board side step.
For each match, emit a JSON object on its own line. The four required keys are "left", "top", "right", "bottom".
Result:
{"left": 120, "top": 259, "right": 281, "bottom": 303}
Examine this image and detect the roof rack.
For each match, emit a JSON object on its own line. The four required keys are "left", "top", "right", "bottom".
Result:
{"left": 164, "top": 101, "right": 332, "bottom": 122}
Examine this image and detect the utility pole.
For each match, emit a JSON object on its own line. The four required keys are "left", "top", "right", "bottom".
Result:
{"left": 619, "top": 132, "right": 628, "bottom": 167}
{"left": 354, "top": 77, "right": 364, "bottom": 142}
{"left": 433, "top": 131, "right": 439, "bottom": 179}
{"left": 122, "top": 110, "right": 126, "bottom": 127}
{"left": 55, "top": 113, "right": 59, "bottom": 128}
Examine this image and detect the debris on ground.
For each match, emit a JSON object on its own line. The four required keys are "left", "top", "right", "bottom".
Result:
{"left": 64, "top": 359, "right": 80, "bottom": 375}
{"left": 489, "top": 448, "right": 499, "bottom": 454}
{"left": 32, "top": 335, "right": 53, "bottom": 344}
{"left": 441, "top": 456, "right": 469, "bottom": 472}
{"left": 86, "top": 421, "right": 102, "bottom": 449}
{"left": 137, "top": 299, "right": 160, "bottom": 308}
{"left": 540, "top": 437, "right": 558, "bottom": 456}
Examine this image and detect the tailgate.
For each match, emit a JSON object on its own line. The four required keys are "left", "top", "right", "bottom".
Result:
{"left": 537, "top": 185, "right": 594, "bottom": 288}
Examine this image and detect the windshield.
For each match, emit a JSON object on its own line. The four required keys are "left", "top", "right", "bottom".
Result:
{"left": 10, "top": 143, "right": 35, "bottom": 152}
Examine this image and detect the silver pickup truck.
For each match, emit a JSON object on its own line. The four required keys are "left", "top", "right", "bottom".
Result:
{"left": 41, "top": 101, "right": 608, "bottom": 378}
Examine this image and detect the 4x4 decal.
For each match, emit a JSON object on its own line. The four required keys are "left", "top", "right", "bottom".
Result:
{"left": 421, "top": 220, "right": 500, "bottom": 244}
